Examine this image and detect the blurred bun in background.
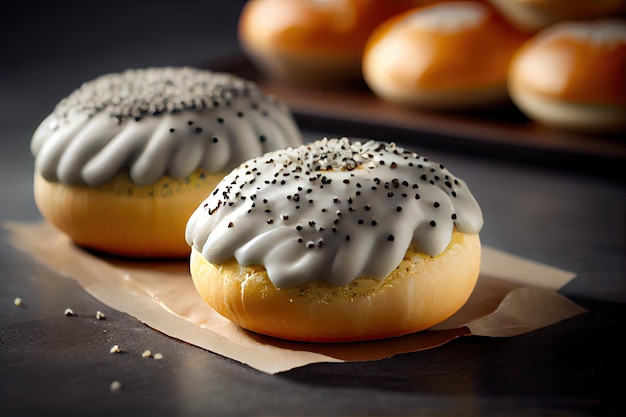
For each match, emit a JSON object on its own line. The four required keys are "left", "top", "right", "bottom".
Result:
{"left": 238, "top": 0, "right": 444, "bottom": 88}
{"left": 237, "top": 0, "right": 626, "bottom": 135}
{"left": 508, "top": 19, "right": 626, "bottom": 134}
{"left": 362, "top": 1, "right": 528, "bottom": 110}
{"left": 489, "top": 0, "right": 626, "bottom": 34}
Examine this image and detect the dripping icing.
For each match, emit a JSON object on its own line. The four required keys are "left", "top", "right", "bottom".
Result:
{"left": 186, "top": 137, "right": 483, "bottom": 288}
{"left": 31, "top": 67, "right": 302, "bottom": 186}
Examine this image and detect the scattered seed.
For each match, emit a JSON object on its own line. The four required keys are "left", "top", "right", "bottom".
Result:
{"left": 64, "top": 308, "right": 74, "bottom": 316}
{"left": 96, "top": 311, "right": 106, "bottom": 320}
{"left": 14, "top": 297, "right": 22, "bottom": 306}
{"left": 142, "top": 350, "right": 152, "bottom": 358}
{"left": 110, "top": 345, "right": 120, "bottom": 354}
{"left": 110, "top": 380, "right": 122, "bottom": 393}
{"left": 153, "top": 353, "right": 164, "bottom": 360}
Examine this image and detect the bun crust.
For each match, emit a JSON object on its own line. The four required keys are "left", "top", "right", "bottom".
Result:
{"left": 488, "top": 0, "right": 626, "bottom": 33}
{"left": 34, "top": 170, "right": 222, "bottom": 258}
{"left": 190, "top": 230, "right": 480, "bottom": 342}
{"left": 186, "top": 138, "right": 483, "bottom": 342}
{"left": 238, "top": 0, "right": 439, "bottom": 87}
{"left": 508, "top": 19, "right": 626, "bottom": 133}
{"left": 362, "top": 1, "right": 527, "bottom": 110}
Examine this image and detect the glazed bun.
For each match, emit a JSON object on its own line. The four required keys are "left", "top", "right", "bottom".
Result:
{"left": 186, "top": 138, "right": 483, "bottom": 342}
{"left": 31, "top": 67, "right": 303, "bottom": 258}
{"left": 238, "top": 0, "right": 442, "bottom": 87}
{"left": 362, "top": 1, "right": 528, "bottom": 110}
{"left": 489, "top": 0, "right": 626, "bottom": 33}
{"left": 508, "top": 19, "right": 626, "bottom": 133}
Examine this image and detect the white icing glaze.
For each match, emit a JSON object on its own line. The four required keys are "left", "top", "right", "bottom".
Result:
{"left": 31, "top": 67, "right": 302, "bottom": 186}
{"left": 186, "top": 137, "right": 483, "bottom": 289}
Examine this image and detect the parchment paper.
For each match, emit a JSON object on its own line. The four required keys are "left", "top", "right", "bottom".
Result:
{"left": 3, "top": 221, "right": 586, "bottom": 374}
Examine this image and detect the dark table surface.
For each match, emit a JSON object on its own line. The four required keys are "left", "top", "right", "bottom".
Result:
{"left": 1, "top": 2, "right": 624, "bottom": 416}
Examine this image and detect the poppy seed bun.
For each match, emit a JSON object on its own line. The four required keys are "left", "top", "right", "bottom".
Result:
{"left": 31, "top": 67, "right": 303, "bottom": 258}
{"left": 186, "top": 138, "right": 483, "bottom": 342}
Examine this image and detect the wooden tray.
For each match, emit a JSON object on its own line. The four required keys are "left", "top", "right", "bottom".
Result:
{"left": 208, "top": 56, "right": 625, "bottom": 176}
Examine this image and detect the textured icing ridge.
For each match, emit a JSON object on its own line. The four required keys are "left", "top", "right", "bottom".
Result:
{"left": 186, "top": 137, "right": 483, "bottom": 288}
{"left": 31, "top": 67, "right": 302, "bottom": 186}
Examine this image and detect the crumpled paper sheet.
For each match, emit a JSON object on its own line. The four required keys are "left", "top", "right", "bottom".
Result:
{"left": 3, "top": 221, "right": 586, "bottom": 374}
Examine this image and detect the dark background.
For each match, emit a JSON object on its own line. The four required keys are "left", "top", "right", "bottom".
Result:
{"left": 1, "top": 2, "right": 624, "bottom": 416}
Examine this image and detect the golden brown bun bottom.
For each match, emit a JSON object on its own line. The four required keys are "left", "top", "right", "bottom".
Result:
{"left": 190, "top": 231, "right": 481, "bottom": 342}
{"left": 34, "top": 170, "right": 222, "bottom": 259}
{"left": 509, "top": 87, "right": 626, "bottom": 133}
